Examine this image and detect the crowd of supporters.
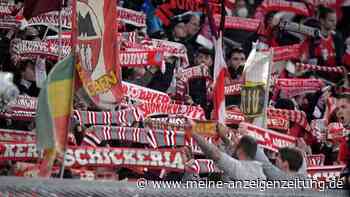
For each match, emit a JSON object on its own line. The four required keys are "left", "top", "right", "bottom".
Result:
{"left": 0, "top": 0, "right": 349, "bottom": 191}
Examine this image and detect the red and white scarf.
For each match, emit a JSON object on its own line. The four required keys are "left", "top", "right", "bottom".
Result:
{"left": 0, "top": 129, "right": 36, "bottom": 143}
{"left": 306, "top": 154, "right": 325, "bottom": 167}
{"left": 267, "top": 108, "right": 312, "bottom": 132}
{"left": 296, "top": 63, "right": 346, "bottom": 74}
{"left": 261, "top": 0, "right": 311, "bottom": 16}
{"left": 241, "top": 122, "right": 297, "bottom": 152}
{"left": 122, "top": 81, "right": 171, "bottom": 104}
{"left": 272, "top": 44, "right": 302, "bottom": 62}
{"left": 214, "top": 14, "right": 262, "bottom": 32}
{"left": 117, "top": 7, "right": 146, "bottom": 27}
{"left": 11, "top": 39, "right": 71, "bottom": 62}
{"left": 275, "top": 78, "right": 324, "bottom": 98}
{"left": 120, "top": 50, "right": 165, "bottom": 72}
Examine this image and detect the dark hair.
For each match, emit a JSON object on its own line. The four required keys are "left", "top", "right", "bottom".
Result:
{"left": 274, "top": 98, "right": 295, "bottom": 110}
{"left": 318, "top": 5, "right": 335, "bottom": 20}
{"left": 335, "top": 94, "right": 350, "bottom": 102}
{"left": 278, "top": 147, "right": 303, "bottom": 172}
{"left": 236, "top": 135, "right": 257, "bottom": 160}
{"left": 227, "top": 47, "right": 244, "bottom": 59}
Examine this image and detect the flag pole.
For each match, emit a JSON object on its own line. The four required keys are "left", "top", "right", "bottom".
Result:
{"left": 58, "top": 0, "right": 69, "bottom": 179}
{"left": 262, "top": 48, "right": 274, "bottom": 129}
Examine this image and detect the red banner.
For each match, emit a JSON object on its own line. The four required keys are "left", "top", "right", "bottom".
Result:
{"left": 120, "top": 50, "right": 164, "bottom": 68}
{"left": 117, "top": 7, "right": 146, "bottom": 27}
{"left": 272, "top": 44, "right": 302, "bottom": 61}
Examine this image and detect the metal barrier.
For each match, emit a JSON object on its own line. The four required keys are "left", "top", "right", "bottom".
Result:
{"left": 0, "top": 176, "right": 349, "bottom": 197}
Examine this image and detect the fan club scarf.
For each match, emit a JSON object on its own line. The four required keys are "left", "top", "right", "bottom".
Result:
{"left": 84, "top": 125, "right": 217, "bottom": 155}
{"left": 117, "top": 7, "right": 146, "bottom": 27}
{"left": 176, "top": 65, "right": 212, "bottom": 97}
{"left": 279, "top": 21, "right": 320, "bottom": 38}
{"left": 306, "top": 154, "right": 325, "bottom": 167}
{"left": 214, "top": 15, "right": 262, "bottom": 32}
{"left": 267, "top": 108, "right": 312, "bottom": 132}
{"left": 140, "top": 39, "right": 189, "bottom": 67}
{"left": 307, "top": 165, "right": 346, "bottom": 182}
{"left": 296, "top": 63, "right": 346, "bottom": 74}
{"left": 261, "top": 0, "right": 311, "bottom": 16}
{"left": 0, "top": 129, "right": 36, "bottom": 143}
{"left": 224, "top": 83, "right": 242, "bottom": 96}
{"left": 155, "top": 0, "right": 221, "bottom": 26}
{"left": 240, "top": 122, "right": 297, "bottom": 152}
{"left": 122, "top": 82, "right": 171, "bottom": 104}
{"left": 275, "top": 78, "right": 324, "bottom": 98}
{"left": 272, "top": 44, "right": 302, "bottom": 62}
{"left": 0, "top": 95, "right": 37, "bottom": 121}
{"left": 11, "top": 39, "right": 71, "bottom": 61}
{"left": 120, "top": 50, "right": 165, "bottom": 69}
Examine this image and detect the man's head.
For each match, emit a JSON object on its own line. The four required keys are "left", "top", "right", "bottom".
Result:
{"left": 319, "top": 7, "right": 337, "bottom": 33}
{"left": 185, "top": 14, "right": 201, "bottom": 37}
{"left": 235, "top": 135, "right": 257, "bottom": 160}
{"left": 228, "top": 47, "right": 246, "bottom": 70}
{"left": 336, "top": 94, "right": 350, "bottom": 128}
{"left": 276, "top": 147, "right": 303, "bottom": 173}
{"left": 195, "top": 47, "right": 214, "bottom": 67}
{"left": 19, "top": 60, "right": 35, "bottom": 82}
{"left": 173, "top": 22, "right": 188, "bottom": 40}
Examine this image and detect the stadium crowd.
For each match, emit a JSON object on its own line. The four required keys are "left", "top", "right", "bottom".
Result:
{"left": 0, "top": 0, "right": 349, "bottom": 190}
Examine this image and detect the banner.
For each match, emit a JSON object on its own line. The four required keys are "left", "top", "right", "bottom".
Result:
{"left": 240, "top": 122, "right": 297, "bottom": 152}
{"left": 73, "top": 0, "right": 123, "bottom": 109}
{"left": 0, "top": 142, "right": 185, "bottom": 171}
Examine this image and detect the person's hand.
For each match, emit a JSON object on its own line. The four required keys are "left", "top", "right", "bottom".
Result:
{"left": 217, "top": 123, "right": 229, "bottom": 138}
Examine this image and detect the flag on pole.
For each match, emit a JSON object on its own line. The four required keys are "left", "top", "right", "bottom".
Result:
{"left": 73, "top": 0, "right": 123, "bottom": 109}
{"left": 23, "top": 0, "right": 62, "bottom": 20}
{"left": 213, "top": 32, "right": 228, "bottom": 123}
{"left": 35, "top": 55, "right": 75, "bottom": 177}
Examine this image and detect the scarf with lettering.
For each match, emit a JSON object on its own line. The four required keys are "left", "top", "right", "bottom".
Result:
{"left": 120, "top": 50, "right": 165, "bottom": 72}
{"left": 296, "top": 63, "right": 346, "bottom": 74}
{"left": 275, "top": 78, "right": 324, "bottom": 98}
{"left": 272, "top": 44, "right": 303, "bottom": 62}
{"left": 117, "top": 7, "right": 146, "bottom": 27}
{"left": 261, "top": 0, "right": 311, "bottom": 16}
{"left": 241, "top": 122, "right": 297, "bottom": 152}
{"left": 176, "top": 65, "right": 213, "bottom": 97}
{"left": 267, "top": 108, "right": 312, "bottom": 132}
{"left": 10, "top": 39, "right": 71, "bottom": 62}
{"left": 214, "top": 14, "right": 262, "bottom": 32}
{"left": 0, "top": 129, "right": 36, "bottom": 143}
